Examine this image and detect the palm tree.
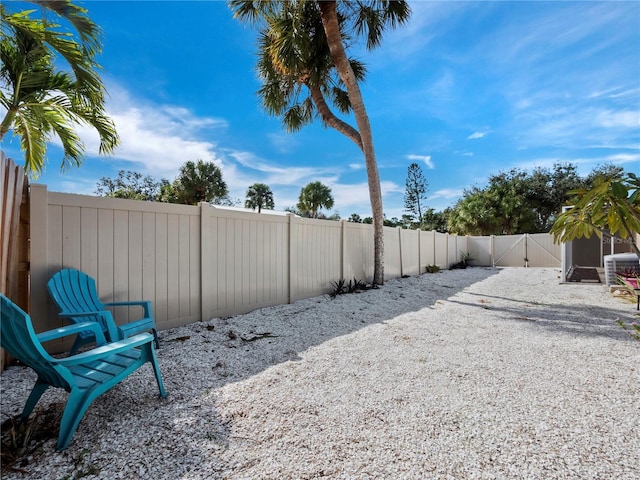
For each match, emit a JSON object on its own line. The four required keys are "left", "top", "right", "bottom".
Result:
{"left": 170, "top": 160, "right": 229, "bottom": 205}
{"left": 245, "top": 183, "right": 275, "bottom": 213}
{"left": 0, "top": 1, "right": 118, "bottom": 176}
{"left": 551, "top": 171, "right": 640, "bottom": 256}
{"left": 229, "top": 0, "right": 410, "bottom": 285}
{"left": 297, "top": 181, "right": 334, "bottom": 219}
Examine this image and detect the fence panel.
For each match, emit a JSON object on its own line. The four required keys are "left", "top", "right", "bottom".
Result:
{"left": 434, "top": 232, "right": 448, "bottom": 268}
{"left": 493, "top": 234, "right": 527, "bottom": 267}
{"left": 400, "top": 228, "right": 420, "bottom": 276}
{"left": 419, "top": 230, "right": 435, "bottom": 270}
{"left": 201, "top": 205, "right": 290, "bottom": 318}
{"left": 467, "top": 236, "right": 492, "bottom": 266}
{"left": 1, "top": 153, "right": 29, "bottom": 370}
{"left": 343, "top": 221, "right": 374, "bottom": 281}
{"left": 527, "top": 233, "right": 562, "bottom": 267}
{"left": 384, "top": 226, "right": 402, "bottom": 280}
{"left": 290, "top": 216, "right": 343, "bottom": 301}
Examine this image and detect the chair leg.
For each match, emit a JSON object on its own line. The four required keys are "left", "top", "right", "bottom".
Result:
{"left": 57, "top": 389, "right": 95, "bottom": 451}
{"left": 148, "top": 346, "right": 167, "bottom": 398}
{"left": 152, "top": 328, "right": 160, "bottom": 349}
{"left": 22, "top": 380, "right": 49, "bottom": 418}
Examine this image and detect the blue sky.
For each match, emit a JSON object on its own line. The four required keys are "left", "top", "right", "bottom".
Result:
{"left": 2, "top": 1, "right": 639, "bottom": 219}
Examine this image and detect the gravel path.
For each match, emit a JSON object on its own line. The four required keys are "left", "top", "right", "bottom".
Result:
{"left": 1, "top": 267, "right": 639, "bottom": 479}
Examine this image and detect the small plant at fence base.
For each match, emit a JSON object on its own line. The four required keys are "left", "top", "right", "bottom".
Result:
{"left": 329, "top": 278, "right": 371, "bottom": 298}
{"left": 425, "top": 264, "right": 440, "bottom": 273}
{"left": 450, "top": 251, "right": 474, "bottom": 270}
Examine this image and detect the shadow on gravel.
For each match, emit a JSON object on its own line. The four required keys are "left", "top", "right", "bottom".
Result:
{"left": 449, "top": 290, "right": 638, "bottom": 342}
{"left": 1, "top": 268, "right": 501, "bottom": 477}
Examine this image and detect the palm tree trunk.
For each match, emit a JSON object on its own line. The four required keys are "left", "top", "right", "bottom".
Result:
{"left": 318, "top": 0, "right": 385, "bottom": 285}
{"left": 309, "top": 85, "right": 363, "bottom": 150}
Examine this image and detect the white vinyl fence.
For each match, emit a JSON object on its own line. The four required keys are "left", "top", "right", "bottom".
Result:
{"left": 28, "top": 185, "right": 561, "bottom": 351}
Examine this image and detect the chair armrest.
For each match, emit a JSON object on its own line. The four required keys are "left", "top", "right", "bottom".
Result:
{"left": 58, "top": 310, "right": 120, "bottom": 343}
{"left": 36, "top": 322, "right": 107, "bottom": 345}
{"left": 103, "top": 301, "right": 152, "bottom": 318}
{"left": 55, "top": 333, "right": 155, "bottom": 366}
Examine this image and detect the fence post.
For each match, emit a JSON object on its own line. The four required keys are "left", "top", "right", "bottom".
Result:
{"left": 398, "top": 227, "right": 403, "bottom": 277}
{"left": 29, "top": 184, "right": 49, "bottom": 326}
{"left": 287, "top": 213, "right": 294, "bottom": 304}
{"left": 199, "top": 202, "right": 211, "bottom": 321}
{"left": 445, "top": 233, "right": 449, "bottom": 269}
{"left": 417, "top": 229, "right": 422, "bottom": 274}
{"left": 491, "top": 235, "right": 496, "bottom": 267}
{"left": 340, "top": 219, "right": 346, "bottom": 281}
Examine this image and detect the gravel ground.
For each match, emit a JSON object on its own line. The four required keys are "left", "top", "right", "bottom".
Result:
{"left": 1, "top": 267, "right": 639, "bottom": 479}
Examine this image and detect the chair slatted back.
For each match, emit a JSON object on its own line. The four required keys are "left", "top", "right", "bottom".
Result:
{"left": 47, "top": 269, "right": 108, "bottom": 340}
{"left": 1, "top": 295, "right": 73, "bottom": 390}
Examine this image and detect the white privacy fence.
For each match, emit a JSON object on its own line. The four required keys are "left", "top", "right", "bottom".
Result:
{"left": 28, "top": 185, "right": 561, "bottom": 348}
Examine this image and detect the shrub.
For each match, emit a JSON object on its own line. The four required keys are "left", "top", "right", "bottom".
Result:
{"left": 329, "top": 278, "right": 370, "bottom": 298}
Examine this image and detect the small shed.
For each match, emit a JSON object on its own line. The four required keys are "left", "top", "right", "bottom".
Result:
{"left": 561, "top": 231, "right": 637, "bottom": 283}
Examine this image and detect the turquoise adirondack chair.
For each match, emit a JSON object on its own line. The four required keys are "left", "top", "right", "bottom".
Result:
{"left": 47, "top": 269, "right": 160, "bottom": 354}
{"left": 0, "top": 294, "right": 167, "bottom": 451}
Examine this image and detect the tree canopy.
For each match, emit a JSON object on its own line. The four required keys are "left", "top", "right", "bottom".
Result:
{"left": 446, "top": 163, "right": 612, "bottom": 236}
{"left": 404, "top": 162, "right": 428, "bottom": 228}
{"left": 95, "top": 160, "right": 232, "bottom": 206}
{"left": 0, "top": 1, "right": 118, "bottom": 176}
{"left": 95, "top": 170, "right": 165, "bottom": 201}
{"left": 245, "top": 183, "right": 275, "bottom": 212}
{"left": 165, "top": 160, "right": 229, "bottom": 205}
{"left": 297, "top": 181, "right": 334, "bottom": 219}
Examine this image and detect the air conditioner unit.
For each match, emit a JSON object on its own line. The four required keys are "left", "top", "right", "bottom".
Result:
{"left": 603, "top": 253, "right": 639, "bottom": 286}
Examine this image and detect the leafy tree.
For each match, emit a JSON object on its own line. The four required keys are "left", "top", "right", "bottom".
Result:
{"left": 168, "top": 160, "right": 229, "bottom": 205}
{"left": 348, "top": 213, "right": 363, "bottom": 223}
{"left": 245, "top": 183, "right": 275, "bottom": 212}
{"left": 230, "top": 0, "right": 411, "bottom": 285}
{"left": 404, "top": 162, "right": 428, "bottom": 228}
{"left": 297, "top": 181, "right": 334, "bottom": 219}
{"left": 525, "top": 163, "right": 584, "bottom": 231}
{"left": 448, "top": 187, "right": 502, "bottom": 236}
{"left": 95, "top": 170, "right": 165, "bottom": 201}
{"left": 421, "top": 208, "right": 449, "bottom": 233}
{"left": 449, "top": 169, "right": 539, "bottom": 236}
{"left": 322, "top": 211, "right": 341, "bottom": 221}
{"left": 583, "top": 164, "right": 625, "bottom": 189}
{"left": 0, "top": 1, "right": 118, "bottom": 176}
{"left": 488, "top": 169, "right": 537, "bottom": 234}
{"left": 551, "top": 171, "right": 640, "bottom": 256}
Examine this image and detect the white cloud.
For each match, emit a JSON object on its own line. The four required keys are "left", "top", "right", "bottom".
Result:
{"left": 406, "top": 154, "right": 434, "bottom": 169}
{"left": 467, "top": 131, "right": 488, "bottom": 140}
{"left": 62, "top": 85, "right": 228, "bottom": 179}
{"left": 429, "top": 189, "right": 463, "bottom": 200}
{"left": 596, "top": 110, "right": 640, "bottom": 129}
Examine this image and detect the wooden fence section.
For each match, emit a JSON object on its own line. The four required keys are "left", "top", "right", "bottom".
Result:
{"left": 27, "top": 184, "right": 562, "bottom": 352}
{"left": 1, "top": 153, "right": 30, "bottom": 369}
